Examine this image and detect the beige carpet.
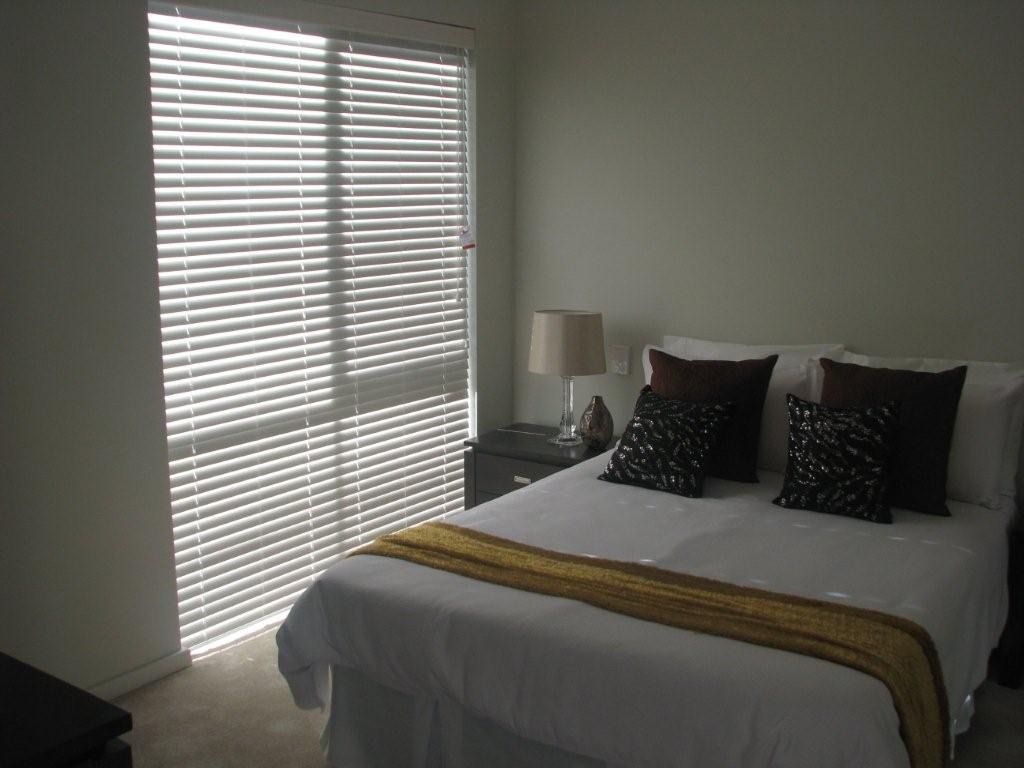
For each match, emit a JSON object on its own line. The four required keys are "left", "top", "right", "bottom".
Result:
{"left": 117, "top": 629, "right": 326, "bottom": 768}
{"left": 117, "top": 629, "right": 1024, "bottom": 767}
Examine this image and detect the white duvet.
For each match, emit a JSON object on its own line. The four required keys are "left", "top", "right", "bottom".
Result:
{"left": 278, "top": 454, "right": 1012, "bottom": 768}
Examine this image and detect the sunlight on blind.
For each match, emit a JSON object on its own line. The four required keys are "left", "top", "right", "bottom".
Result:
{"left": 149, "top": 4, "right": 472, "bottom": 651}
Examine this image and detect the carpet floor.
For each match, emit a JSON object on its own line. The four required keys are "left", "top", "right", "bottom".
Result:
{"left": 117, "top": 629, "right": 326, "bottom": 768}
{"left": 117, "top": 629, "right": 1024, "bottom": 767}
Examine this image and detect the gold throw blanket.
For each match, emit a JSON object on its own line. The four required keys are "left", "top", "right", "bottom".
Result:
{"left": 352, "top": 521, "right": 948, "bottom": 768}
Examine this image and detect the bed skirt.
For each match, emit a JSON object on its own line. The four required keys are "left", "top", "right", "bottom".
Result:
{"left": 322, "top": 664, "right": 978, "bottom": 768}
{"left": 326, "top": 664, "right": 623, "bottom": 768}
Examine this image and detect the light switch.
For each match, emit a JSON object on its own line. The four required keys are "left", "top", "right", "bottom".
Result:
{"left": 608, "top": 345, "right": 630, "bottom": 376}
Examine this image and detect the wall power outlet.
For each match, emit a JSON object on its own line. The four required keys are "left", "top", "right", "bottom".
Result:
{"left": 608, "top": 345, "right": 630, "bottom": 376}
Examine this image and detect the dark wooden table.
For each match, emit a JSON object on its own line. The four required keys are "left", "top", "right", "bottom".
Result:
{"left": 0, "top": 652, "right": 132, "bottom": 767}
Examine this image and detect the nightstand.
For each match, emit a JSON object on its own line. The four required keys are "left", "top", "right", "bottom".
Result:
{"left": 463, "top": 423, "right": 611, "bottom": 509}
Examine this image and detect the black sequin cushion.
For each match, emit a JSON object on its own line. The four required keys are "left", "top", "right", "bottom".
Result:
{"left": 599, "top": 386, "right": 734, "bottom": 498}
{"left": 773, "top": 394, "right": 900, "bottom": 524}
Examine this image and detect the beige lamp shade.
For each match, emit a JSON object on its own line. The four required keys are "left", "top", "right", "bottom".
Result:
{"left": 528, "top": 310, "right": 606, "bottom": 376}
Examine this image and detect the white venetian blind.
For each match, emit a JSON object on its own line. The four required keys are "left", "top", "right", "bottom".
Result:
{"left": 149, "top": 4, "right": 473, "bottom": 650}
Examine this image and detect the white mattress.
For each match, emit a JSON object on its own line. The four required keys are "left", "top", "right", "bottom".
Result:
{"left": 278, "top": 454, "right": 1013, "bottom": 768}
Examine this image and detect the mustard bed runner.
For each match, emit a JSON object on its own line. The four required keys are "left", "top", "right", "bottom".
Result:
{"left": 351, "top": 521, "right": 948, "bottom": 768}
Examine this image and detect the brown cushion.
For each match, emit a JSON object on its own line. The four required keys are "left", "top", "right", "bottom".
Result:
{"left": 649, "top": 349, "right": 778, "bottom": 482}
{"left": 819, "top": 358, "right": 967, "bottom": 516}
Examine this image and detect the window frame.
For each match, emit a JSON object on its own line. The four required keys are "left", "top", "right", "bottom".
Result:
{"left": 149, "top": 0, "right": 478, "bottom": 653}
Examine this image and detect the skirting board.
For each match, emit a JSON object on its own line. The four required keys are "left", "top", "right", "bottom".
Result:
{"left": 88, "top": 648, "right": 192, "bottom": 701}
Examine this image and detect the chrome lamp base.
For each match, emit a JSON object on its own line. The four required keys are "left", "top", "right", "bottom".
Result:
{"left": 548, "top": 375, "right": 582, "bottom": 446}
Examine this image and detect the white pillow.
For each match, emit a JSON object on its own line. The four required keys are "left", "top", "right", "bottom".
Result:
{"left": 759, "top": 365, "right": 813, "bottom": 474}
{"left": 641, "top": 343, "right": 663, "bottom": 386}
{"left": 644, "top": 337, "right": 844, "bottom": 473}
{"left": 663, "top": 336, "right": 844, "bottom": 370}
{"left": 839, "top": 351, "right": 1024, "bottom": 507}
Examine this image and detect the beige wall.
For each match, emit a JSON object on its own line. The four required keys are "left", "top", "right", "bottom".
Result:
{"left": 513, "top": 0, "right": 1024, "bottom": 429}
{"left": 0, "top": 0, "right": 181, "bottom": 691}
{"left": 0, "top": 0, "right": 514, "bottom": 691}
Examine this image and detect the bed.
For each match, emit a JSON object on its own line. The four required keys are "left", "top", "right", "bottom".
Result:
{"left": 278, "top": 457, "right": 1014, "bottom": 767}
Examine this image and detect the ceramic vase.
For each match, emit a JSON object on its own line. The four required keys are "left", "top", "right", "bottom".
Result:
{"left": 579, "top": 395, "right": 613, "bottom": 450}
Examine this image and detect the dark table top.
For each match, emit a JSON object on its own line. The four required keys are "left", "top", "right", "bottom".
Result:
{"left": 0, "top": 652, "right": 132, "bottom": 768}
{"left": 465, "top": 422, "right": 611, "bottom": 467}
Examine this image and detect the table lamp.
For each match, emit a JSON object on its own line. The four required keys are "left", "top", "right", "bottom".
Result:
{"left": 528, "top": 310, "right": 606, "bottom": 446}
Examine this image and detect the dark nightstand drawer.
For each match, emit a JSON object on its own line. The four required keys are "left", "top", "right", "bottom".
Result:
{"left": 475, "top": 454, "right": 560, "bottom": 495}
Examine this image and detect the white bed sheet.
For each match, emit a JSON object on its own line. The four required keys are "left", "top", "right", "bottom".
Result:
{"left": 278, "top": 455, "right": 1013, "bottom": 768}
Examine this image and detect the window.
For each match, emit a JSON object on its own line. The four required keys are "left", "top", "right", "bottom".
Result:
{"left": 149, "top": 3, "right": 473, "bottom": 651}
